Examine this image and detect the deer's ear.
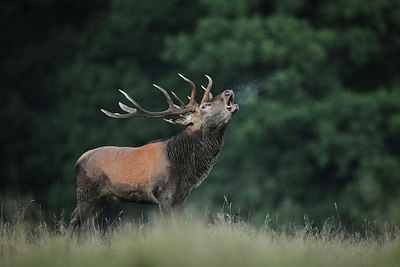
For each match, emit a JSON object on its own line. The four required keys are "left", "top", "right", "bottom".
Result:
{"left": 163, "top": 116, "right": 191, "bottom": 125}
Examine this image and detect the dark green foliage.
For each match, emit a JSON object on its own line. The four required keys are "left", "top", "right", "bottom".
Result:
{"left": 1, "top": 0, "right": 400, "bottom": 227}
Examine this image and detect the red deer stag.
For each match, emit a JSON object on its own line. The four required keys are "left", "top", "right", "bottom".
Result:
{"left": 70, "top": 74, "right": 239, "bottom": 228}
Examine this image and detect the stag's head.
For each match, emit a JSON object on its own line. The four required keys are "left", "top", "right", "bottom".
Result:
{"left": 101, "top": 74, "right": 239, "bottom": 131}
{"left": 167, "top": 74, "right": 239, "bottom": 129}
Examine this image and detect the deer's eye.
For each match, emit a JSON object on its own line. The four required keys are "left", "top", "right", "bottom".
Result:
{"left": 201, "top": 104, "right": 209, "bottom": 109}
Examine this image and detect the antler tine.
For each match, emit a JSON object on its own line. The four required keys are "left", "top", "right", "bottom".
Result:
{"left": 178, "top": 73, "right": 197, "bottom": 105}
{"left": 201, "top": 85, "right": 213, "bottom": 101}
{"left": 201, "top": 75, "right": 213, "bottom": 104}
{"left": 100, "top": 89, "right": 145, "bottom": 118}
{"left": 101, "top": 108, "right": 137, "bottom": 119}
{"left": 119, "top": 102, "right": 136, "bottom": 113}
{"left": 119, "top": 89, "right": 145, "bottom": 111}
{"left": 171, "top": 91, "right": 185, "bottom": 107}
{"left": 153, "top": 84, "right": 179, "bottom": 110}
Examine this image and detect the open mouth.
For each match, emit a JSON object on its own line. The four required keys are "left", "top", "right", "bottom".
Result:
{"left": 225, "top": 90, "right": 239, "bottom": 113}
{"left": 227, "top": 95, "right": 234, "bottom": 108}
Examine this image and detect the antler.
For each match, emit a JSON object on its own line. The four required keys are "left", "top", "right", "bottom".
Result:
{"left": 178, "top": 73, "right": 197, "bottom": 105}
{"left": 201, "top": 75, "right": 213, "bottom": 103}
{"left": 101, "top": 74, "right": 198, "bottom": 119}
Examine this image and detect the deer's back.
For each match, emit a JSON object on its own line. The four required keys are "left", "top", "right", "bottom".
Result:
{"left": 76, "top": 141, "right": 168, "bottom": 187}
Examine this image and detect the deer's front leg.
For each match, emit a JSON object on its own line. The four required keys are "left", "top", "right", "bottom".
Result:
{"left": 157, "top": 191, "right": 174, "bottom": 217}
{"left": 159, "top": 201, "right": 173, "bottom": 217}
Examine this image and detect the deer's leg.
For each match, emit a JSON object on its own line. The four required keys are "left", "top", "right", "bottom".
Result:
{"left": 72, "top": 169, "right": 111, "bottom": 228}
{"left": 71, "top": 201, "right": 110, "bottom": 229}
{"left": 80, "top": 199, "right": 113, "bottom": 226}
{"left": 90, "top": 200, "right": 112, "bottom": 226}
{"left": 70, "top": 186, "right": 111, "bottom": 229}
{"left": 159, "top": 201, "right": 173, "bottom": 217}
{"left": 69, "top": 207, "right": 81, "bottom": 230}
{"left": 158, "top": 191, "right": 175, "bottom": 218}
{"left": 70, "top": 201, "right": 93, "bottom": 227}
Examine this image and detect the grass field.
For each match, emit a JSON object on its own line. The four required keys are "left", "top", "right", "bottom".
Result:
{"left": 1, "top": 206, "right": 400, "bottom": 267}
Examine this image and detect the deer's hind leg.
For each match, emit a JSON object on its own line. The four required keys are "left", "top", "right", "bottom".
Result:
{"left": 70, "top": 170, "right": 112, "bottom": 230}
{"left": 70, "top": 197, "right": 112, "bottom": 229}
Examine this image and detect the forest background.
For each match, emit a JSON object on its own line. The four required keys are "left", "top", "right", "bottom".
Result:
{"left": 1, "top": 0, "right": 400, "bottom": 227}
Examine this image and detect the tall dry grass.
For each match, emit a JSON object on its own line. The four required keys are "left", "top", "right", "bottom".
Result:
{"left": 1, "top": 201, "right": 400, "bottom": 267}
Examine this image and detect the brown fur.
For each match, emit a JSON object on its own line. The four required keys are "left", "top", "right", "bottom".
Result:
{"left": 79, "top": 142, "right": 167, "bottom": 186}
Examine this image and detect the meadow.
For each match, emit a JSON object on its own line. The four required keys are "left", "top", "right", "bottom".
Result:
{"left": 1, "top": 202, "right": 400, "bottom": 267}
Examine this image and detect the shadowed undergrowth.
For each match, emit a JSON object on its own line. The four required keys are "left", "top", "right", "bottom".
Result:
{"left": 1, "top": 203, "right": 400, "bottom": 267}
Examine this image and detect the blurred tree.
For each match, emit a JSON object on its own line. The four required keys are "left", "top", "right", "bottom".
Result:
{"left": 0, "top": 0, "right": 109, "bottom": 209}
{"left": 164, "top": 0, "right": 400, "bottom": 225}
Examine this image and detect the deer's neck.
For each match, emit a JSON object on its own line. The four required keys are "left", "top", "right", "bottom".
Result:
{"left": 166, "top": 124, "right": 227, "bottom": 188}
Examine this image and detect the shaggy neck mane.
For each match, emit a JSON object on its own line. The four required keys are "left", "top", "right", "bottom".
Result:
{"left": 166, "top": 122, "right": 227, "bottom": 188}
